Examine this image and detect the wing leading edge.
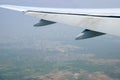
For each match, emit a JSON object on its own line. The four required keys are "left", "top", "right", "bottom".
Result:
{"left": 1, "top": 5, "right": 120, "bottom": 40}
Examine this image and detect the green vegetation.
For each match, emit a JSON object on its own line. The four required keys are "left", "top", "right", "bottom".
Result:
{"left": 0, "top": 47, "right": 120, "bottom": 80}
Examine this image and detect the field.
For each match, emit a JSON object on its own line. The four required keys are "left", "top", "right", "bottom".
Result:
{"left": 0, "top": 47, "right": 120, "bottom": 80}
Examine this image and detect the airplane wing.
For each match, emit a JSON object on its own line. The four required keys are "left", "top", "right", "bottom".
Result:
{"left": 1, "top": 5, "right": 120, "bottom": 40}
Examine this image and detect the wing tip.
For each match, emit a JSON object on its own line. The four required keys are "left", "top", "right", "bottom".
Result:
{"left": 0, "top": 4, "right": 6, "bottom": 8}
{"left": 0, "top": 4, "right": 26, "bottom": 12}
{"left": 0, "top": 4, "right": 13, "bottom": 8}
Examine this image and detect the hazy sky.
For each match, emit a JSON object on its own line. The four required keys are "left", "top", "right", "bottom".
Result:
{"left": 1, "top": 0, "right": 120, "bottom": 8}
{"left": 0, "top": 0, "right": 120, "bottom": 54}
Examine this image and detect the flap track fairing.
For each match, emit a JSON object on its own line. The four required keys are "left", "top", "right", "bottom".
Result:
{"left": 34, "top": 19, "right": 56, "bottom": 27}
{"left": 76, "top": 29, "right": 105, "bottom": 40}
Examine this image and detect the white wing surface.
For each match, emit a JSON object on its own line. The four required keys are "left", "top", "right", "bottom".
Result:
{"left": 1, "top": 5, "right": 120, "bottom": 39}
